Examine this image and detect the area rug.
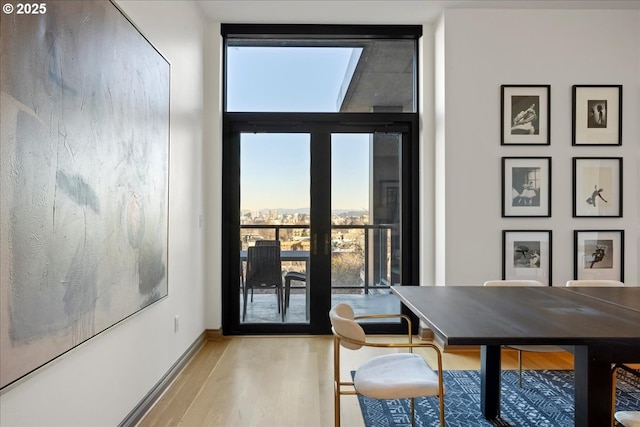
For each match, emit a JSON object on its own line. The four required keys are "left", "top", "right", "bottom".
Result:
{"left": 356, "top": 368, "right": 640, "bottom": 427}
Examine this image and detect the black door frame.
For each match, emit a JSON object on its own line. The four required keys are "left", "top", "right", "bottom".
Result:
{"left": 221, "top": 23, "right": 422, "bottom": 335}
{"left": 221, "top": 113, "right": 419, "bottom": 334}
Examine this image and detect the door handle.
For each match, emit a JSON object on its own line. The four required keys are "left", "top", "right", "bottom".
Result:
{"left": 324, "top": 233, "right": 330, "bottom": 256}
{"left": 312, "top": 233, "right": 318, "bottom": 256}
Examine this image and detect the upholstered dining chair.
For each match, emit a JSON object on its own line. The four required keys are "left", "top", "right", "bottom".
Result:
{"left": 243, "top": 243, "right": 284, "bottom": 321}
{"left": 613, "top": 364, "right": 640, "bottom": 427}
{"left": 566, "top": 280, "right": 625, "bottom": 287}
{"left": 483, "top": 280, "right": 566, "bottom": 387}
{"left": 329, "top": 303, "right": 445, "bottom": 427}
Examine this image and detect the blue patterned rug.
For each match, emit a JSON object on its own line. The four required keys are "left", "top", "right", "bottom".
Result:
{"left": 357, "top": 368, "right": 640, "bottom": 427}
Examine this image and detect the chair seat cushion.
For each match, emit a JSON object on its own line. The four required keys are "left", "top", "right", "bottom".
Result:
{"left": 354, "top": 353, "right": 442, "bottom": 400}
{"left": 615, "top": 411, "right": 640, "bottom": 427}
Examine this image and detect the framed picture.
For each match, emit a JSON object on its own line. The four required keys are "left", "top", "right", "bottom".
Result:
{"left": 503, "top": 230, "right": 552, "bottom": 286}
{"left": 573, "top": 157, "right": 622, "bottom": 217}
{"left": 574, "top": 230, "right": 624, "bottom": 281}
{"left": 502, "top": 157, "right": 551, "bottom": 217}
{"left": 501, "top": 85, "right": 550, "bottom": 145}
{"left": 572, "top": 85, "right": 622, "bottom": 146}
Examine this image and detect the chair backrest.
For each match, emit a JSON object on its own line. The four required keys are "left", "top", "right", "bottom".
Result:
{"left": 246, "top": 245, "right": 282, "bottom": 288}
{"left": 566, "top": 280, "right": 624, "bottom": 287}
{"left": 483, "top": 280, "right": 544, "bottom": 287}
{"left": 329, "top": 303, "right": 366, "bottom": 350}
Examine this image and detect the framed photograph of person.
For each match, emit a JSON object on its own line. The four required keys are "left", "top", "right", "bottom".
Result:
{"left": 572, "top": 85, "right": 622, "bottom": 146}
{"left": 501, "top": 85, "right": 550, "bottom": 145}
{"left": 573, "top": 157, "right": 622, "bottom": 217}
{"left": 503, "top": 230, "right": 552, "bottom": 286}
{"left": 574, "top": 230, "right": 624, "bottom": 281}
{"left": 502, "top": 157, "right": 551, "bottom": 217}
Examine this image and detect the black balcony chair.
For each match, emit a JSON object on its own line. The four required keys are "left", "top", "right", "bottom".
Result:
{"left": 284, "top": 271, "right": 308, "bottom": 319}
{"left": 252, "top": 240, "right": 282, "bottom": 302}
{"left": 255, "top": 240, "right": 307, "bottom": 319}
{"left": 243, "top": 243, "right": 284, "bottom": 322}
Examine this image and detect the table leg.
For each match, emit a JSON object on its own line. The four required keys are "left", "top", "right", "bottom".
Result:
{"left": 573, "top": 345, "right": 613, "bottom": 427}
{"left": 480, "top": 345, "right": 501, "bottom": 419}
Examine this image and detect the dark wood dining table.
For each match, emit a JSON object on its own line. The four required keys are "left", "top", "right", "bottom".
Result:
{"left": 390, "top": 285, "right": 640, "bottom": 427}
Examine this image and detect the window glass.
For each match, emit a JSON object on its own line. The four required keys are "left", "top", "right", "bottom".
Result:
{"left": 226, "top": 40, "right": 416, "bottom": 113}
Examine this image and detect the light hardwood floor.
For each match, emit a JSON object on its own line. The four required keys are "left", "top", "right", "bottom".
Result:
{"left": 137, "top": 336, "right": 574, "bottom": 427}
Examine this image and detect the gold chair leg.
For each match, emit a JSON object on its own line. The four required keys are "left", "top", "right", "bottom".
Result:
{"left": 611, "top": 365, "right": 617, "bottom": 427}
{"left": 334, "top": 335, "right": 341, "bottom": 427}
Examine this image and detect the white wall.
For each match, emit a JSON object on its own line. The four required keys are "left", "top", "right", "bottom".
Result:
{"left": 0, "top": 1, "right": 207, "bottom": 425}
{"left": 1, "top": 3, "right": 638, "bottom": 427}
{"left": 436, "top": 9, "right": 640, "bottom": 286}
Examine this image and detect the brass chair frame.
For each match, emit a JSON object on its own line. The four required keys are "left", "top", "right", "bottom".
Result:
{"left": 332, "top": 312, "right": 445, "bottom": 427}
{"left": 612, "top": 363, "right": 640, "bottom": 427}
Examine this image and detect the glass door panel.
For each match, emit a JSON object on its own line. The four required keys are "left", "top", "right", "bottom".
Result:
{"left": 239, "top": 133, "right": 310, "bottom": 324}
{"left": 330, "top": 133, "right": 401, "bottom": 319}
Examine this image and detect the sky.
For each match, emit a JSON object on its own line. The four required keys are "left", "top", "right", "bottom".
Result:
{"left": 228, "top": 46, "right": 370, "bottom": 211}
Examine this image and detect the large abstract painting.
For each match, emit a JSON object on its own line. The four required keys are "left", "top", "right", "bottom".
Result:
{"left": 0, "top": 0, "right": 169, "bottom": 389}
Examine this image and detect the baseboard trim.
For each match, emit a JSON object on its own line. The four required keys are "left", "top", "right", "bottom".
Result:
{"left": 119, "top": 331, "right": 207, "bottom": 427}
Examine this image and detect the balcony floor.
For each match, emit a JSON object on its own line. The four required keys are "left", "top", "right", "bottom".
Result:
{"left": 240, "top": 290, "right": 400, "bottom": 324}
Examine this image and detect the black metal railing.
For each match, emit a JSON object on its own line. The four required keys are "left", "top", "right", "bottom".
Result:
{"left": 240, "top": 223, "right": 398, "bottom": 294}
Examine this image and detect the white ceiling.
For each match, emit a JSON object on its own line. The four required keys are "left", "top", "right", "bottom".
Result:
{"left": 195, "top": 0, "right": 640, "bottom": 24}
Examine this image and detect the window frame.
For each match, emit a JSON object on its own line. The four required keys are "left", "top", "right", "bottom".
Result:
{"left": 221, "top": 25, "right": 422, "bottom": 335}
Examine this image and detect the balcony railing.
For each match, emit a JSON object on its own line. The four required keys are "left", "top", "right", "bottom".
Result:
{"left": 240, "top": 223, "right": 398, "bottom": 295}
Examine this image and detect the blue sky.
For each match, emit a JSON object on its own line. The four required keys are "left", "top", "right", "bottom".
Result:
{"left": 229, "top": 46, "right": 369, "bottom": 211}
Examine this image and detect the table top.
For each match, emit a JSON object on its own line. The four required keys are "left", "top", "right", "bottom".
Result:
{"left": 239, "top": 250, "right": 309, "bottom": 261}
{"left": 563, "top": 286, "right": 640, "bottom": 312}
{"left": 391, "top": 286, "right": 640, "bottom": 347}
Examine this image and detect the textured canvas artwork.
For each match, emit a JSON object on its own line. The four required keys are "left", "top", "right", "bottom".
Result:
{"left": 0, "top": 0, "right": 169, "bottom": 389}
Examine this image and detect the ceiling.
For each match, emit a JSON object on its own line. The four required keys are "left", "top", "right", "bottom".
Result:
{"left": 195, "top": 1, "right": 640, "bottom": 24}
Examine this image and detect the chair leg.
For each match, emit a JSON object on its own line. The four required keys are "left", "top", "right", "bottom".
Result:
{"left": 334, "top": 336, "right": 341, "bottom": 427}
{"left": 285, "top": 277, "right": 291, "bottom": 310}
{"left": 611, "top": 365, "right": 617, "bottom": 427}
{"left": 518, "top": 350, "right": 523, "bottom": 387}
{"left": 410, "top": 397, "right": 415, "bottom": 427}
{"left": 242, "top": 285, "right": 248, "bottom": 321}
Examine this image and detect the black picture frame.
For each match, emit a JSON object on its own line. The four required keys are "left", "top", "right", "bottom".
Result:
{"left": 572, "top": 85, "right": 622, "bottom": 146}
{"left": 503, "top": 230, "right": 552, "bottom": 286}
{"left": 574, "top": 230, "right": 624, "bottom": 281}
{"left": 572, "top": 157, "right": 623, "bottom": 217}
{"left": 501, "top": 85, "right": 551, "bottom": 145}
{"left": 502, "top": 157, "right": 551, "bottom": 217}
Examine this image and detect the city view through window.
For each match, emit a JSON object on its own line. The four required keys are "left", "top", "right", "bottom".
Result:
{"left": 240, "top": 133, "right": 386, "bottom": 292}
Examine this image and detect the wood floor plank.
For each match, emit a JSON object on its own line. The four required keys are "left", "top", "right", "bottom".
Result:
{"left": 137, "top": 336, "right": 574, "bottom": 427}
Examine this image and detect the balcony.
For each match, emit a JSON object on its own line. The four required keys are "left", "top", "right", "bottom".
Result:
{"left": 240, "top": 223, "right": 400, "bottom": 323}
